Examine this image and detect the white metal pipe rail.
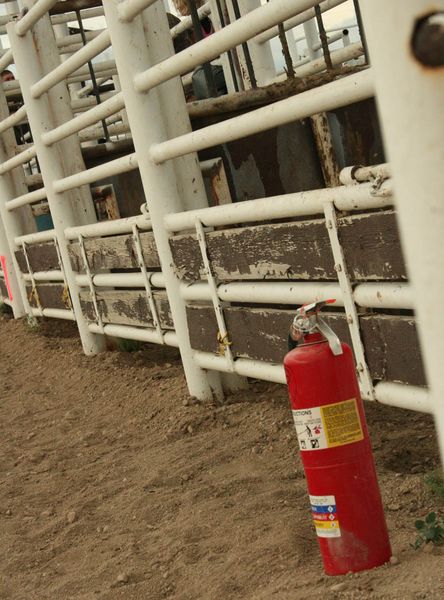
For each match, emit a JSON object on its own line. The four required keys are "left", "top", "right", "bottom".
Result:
{"left": 165, "top": 180, "right": 392, "bottom": 231}
{"left": 31, "top": 30, "right": 112, "bottom": 99}
{"left": 5, "top": 187, "right": 46, "bottom": 211}
{"left": 272, "top": 42, "right": 364, "bottom": 84}
{"left": 54, "top": 152, "right": 138, "bottom": 194}
{"left": 14, "top": 229, "right": 55, "bottom": 246}
{"left": 170, "top": 2, "right": 211, "bottom": 38}
{"left": 23, "top": 270, "right": 64, "bottom": 282}
{"left": 15, "top": 0, "right": 58, "bottom": 36}
{"left": 0, "top": 105, "right": 27, "bottom": 135}
{"left": 255, "top": 0, "right": 347, "bottom": 45}
{"left": 42, "top": 92, "right": 125, "bottom": 146}
{"left": 180, "top": 280, "right": 413, "bottom": 310}
{"left": 0, "top": 48, "right": 13, "bottom": 71}
{"left": 65, "top": 214, "right": 152, "bottom": 240}
{"left": 89, "top": 322, "right": 179, "bottom": 348}
{"left": 0, "top": 145, "right": 36, "bottom": 175}
{"left": 151, "top": 69, "right": 373, "bottom": 164}
{"left": 133, "top": 0, "right": 327, "bottom": 93}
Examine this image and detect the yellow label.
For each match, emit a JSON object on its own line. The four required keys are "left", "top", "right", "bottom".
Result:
{"left": 313, "top": 520, "right": 340, "bottom": 529}
{"left": 320, "top": 398, "right": 364, "bottom": 448}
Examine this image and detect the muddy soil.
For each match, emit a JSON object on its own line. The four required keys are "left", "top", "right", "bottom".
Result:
{"left": 0, "top": 314, "right": 443, "bottom": 600}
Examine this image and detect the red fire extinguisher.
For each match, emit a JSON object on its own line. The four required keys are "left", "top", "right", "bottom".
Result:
{"left": 284, "top": 300, "right": 391, "bottom": 576}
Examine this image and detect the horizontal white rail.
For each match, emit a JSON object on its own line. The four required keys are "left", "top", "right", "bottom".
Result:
{"left": 31, "top": 307, "right": 76, "bottom": 321}
{"left": 374, "top": 382, "right": 431, "bottom": 414}
{"left": 65, "top": 214, "right": 152, "bottom": 240}
{"left": 255, "top": 0, "right": 347, "bottom": 44}
{"left": 42, "top": 92, "right": 125, "bottom": 146}
{"left": 0, "top": 105, "right": 27, "bottom": 135}
{"left": 165, "top": 180, "right": 392, "bottom": 231}
{"left": 15, "top": 229, "right": 55, "bottom": 246}
{"left": 76, "top": 271, "right": 165, "bottom": 288}
{"left": 180, "top": 281, "right": 413, "bottom": 310}
{"left": 170, "top": 2, "right": 211, "bottom": 38}
{"left": 195, "top": 351, "right": 430, "bottom": 412}
{"left": 118, "top": 0, "right": 160, "bottom": 22}
{"left": 340, "top": 163, "right": 391, "bottom": 185}
{"left": 54, "top": 152, "right": 138, "bottom": 194}
{"left": 6, "top": 187, "right": 46, "bottom": 211}
{"left": 0, "top": 48, "right": 13, "bottom": 72}
{"left": 23, "top": 270, "right": 64, "bottom": 282}
{"left": 57, "top": 29, "right": 104, "bottom": 49}
{"left": 32, "top": 30, "right": 112, "bottom": 99}
{"left": 134, "top": 0, "right": 323, "bottom": 93}
{"left": 88, "top": 322, "right": 178, "bottom": 347}
{"left": 0, "top": 145, "right": 36, "bottom": 175}
{"left": 272, "top": 43, "right": 364, "bottom": 84}
{"left": 151, "top": 70, "right": 374, "bottom": 164}
{"left": 15, "top": 0, "right": 58, "bottom": 37}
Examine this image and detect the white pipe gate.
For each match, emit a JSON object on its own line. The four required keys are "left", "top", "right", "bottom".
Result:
{"left": 0, "top": 1, "right": 441, "bottom": 462}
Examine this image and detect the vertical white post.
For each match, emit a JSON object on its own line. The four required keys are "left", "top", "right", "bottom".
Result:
{"left": 103, "top": 0, "right": 224, "bottom": 400}
{"left": 8, "top": 10, "right": 105, "bottom": 354}
{"left": 208, "top": 0, "right": 237, "bottom": 93}
{"left": 237, "top": 0, "right": 276, "bottom": 86}
{"left": 140, "top": 3, "right": 210, "bottom": 213}
{"left": 361, "top": 0, "right": 444, "bottom": 463}
{"left": 0, "top": 84, "right": 36, "bottom": 317}
{"left": 303, "top": 17, "right": 320, "bottom": 59}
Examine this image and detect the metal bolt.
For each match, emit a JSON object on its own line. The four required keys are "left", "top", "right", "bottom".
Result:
{"left": 334, "top": 264, "right": 342, "bottom": 272}
{"left": 356, "top": 363, "right": 364, "bottom": 373}
{"left": 347, "top": 315, "right": 353, "bottom": 324}
{"left": 326, "top": 220, "right": 333, "bottom": 230}
{"left": 412, "top": 12, "right": 444, "bottom": 68}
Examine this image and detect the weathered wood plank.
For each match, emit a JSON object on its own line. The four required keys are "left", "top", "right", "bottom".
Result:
{"left": 186, "top": 305, "right": 424, "bottom": 386}
{"left": 79, "top": 290, "right": 173, "bottom": 329}
{"left": 0, "top": 278, "right": 8, "bottom": 300}
{"left": 68, "top": 232, "right": 159, "bottom": 272}
{"left": 15, "top": 242, "right": 59, "bottom": 274}
{"left": 26, "top": 283, "right": 68, "bottom": 310}
{"left": 170, "top": 210, "right": 405, "bottom": 282}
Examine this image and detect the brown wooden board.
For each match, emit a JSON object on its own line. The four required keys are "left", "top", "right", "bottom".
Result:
{"left": 26, "top": 283, "right": 68, "bottom": 310}
{"left": 79, "top": 290, "right": 173, "bottom": 329}
{"left": 68, "top": 232, "right": 159, "bottom": 272}
{"left": 186, "top": 305, "right": 424, "bottom": 386}
{"left": 0, "top": 278, "right": 8, "bottom": 300}
{"left": 170, "top": 210, "right": 405, "bottom": 282}
{"left": 15, "top": 242, "right": 59, "bottom": 274}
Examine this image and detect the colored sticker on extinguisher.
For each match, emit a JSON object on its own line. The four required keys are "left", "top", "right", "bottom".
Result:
{"left": 309, "top": 494, "right": 341, "bottom": 538}
{"left": 292, "top": 398, "right": 363, "bottom": 451}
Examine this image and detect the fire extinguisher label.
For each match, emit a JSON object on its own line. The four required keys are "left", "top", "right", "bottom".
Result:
{"left": 292, "top": 398, "right": 363, "bottom": 451}
{"left": 309, "top": 495, "right": 341, "bottom": 538}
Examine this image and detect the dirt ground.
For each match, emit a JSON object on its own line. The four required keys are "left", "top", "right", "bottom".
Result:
{"left": 0, "top": 313, "right": 443, "bottom": 600}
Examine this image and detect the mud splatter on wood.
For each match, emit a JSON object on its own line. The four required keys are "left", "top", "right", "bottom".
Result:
{"left": 79, "top": 290, "right": 173, "bottom": 329}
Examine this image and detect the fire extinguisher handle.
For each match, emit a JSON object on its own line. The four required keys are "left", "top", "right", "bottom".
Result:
{"left": 317, "top": 318, "right": 343, "bottom": 356}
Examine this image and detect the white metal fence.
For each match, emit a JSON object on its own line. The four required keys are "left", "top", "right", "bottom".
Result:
{"left": 0, "top": 1, "right": 441, "bottom": 460}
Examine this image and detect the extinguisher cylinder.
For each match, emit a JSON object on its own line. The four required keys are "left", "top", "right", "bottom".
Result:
{"left": 284, "top": 337, "right": 391, "bottom": 575}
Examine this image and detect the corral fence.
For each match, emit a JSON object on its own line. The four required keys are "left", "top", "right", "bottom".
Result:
{"left": 0, "top": 0, "right": 442, "bottom": 463}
